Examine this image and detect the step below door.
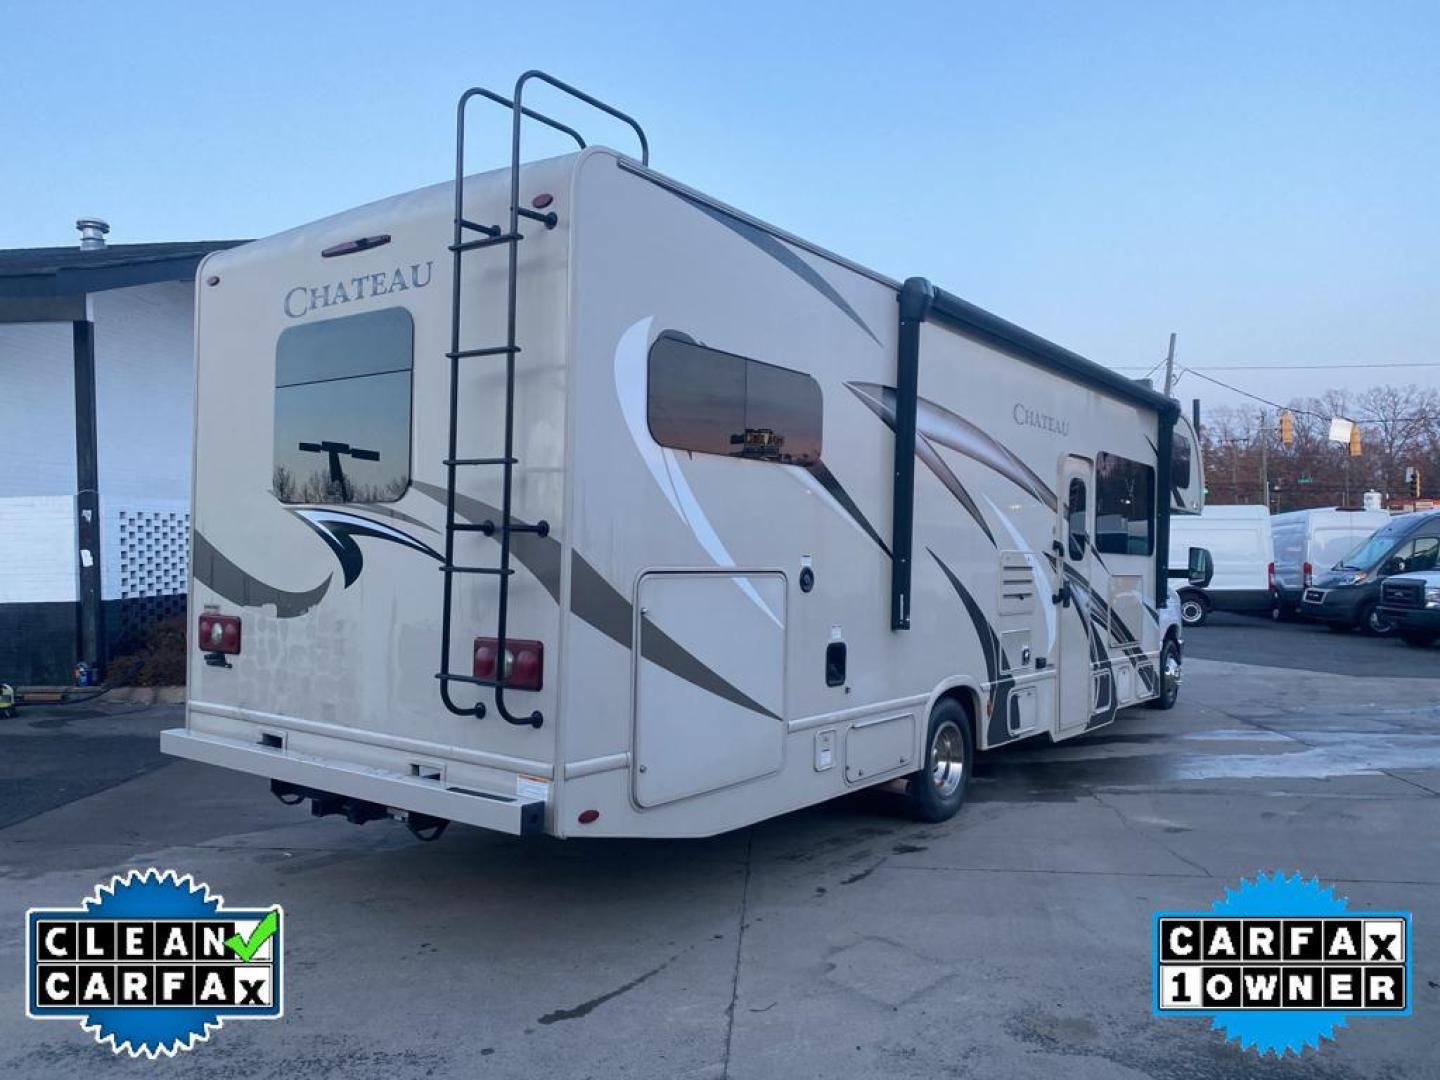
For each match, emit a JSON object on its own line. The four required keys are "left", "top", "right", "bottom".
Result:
{"left": 633, "top": 571, "right": 786, "bottom": 808}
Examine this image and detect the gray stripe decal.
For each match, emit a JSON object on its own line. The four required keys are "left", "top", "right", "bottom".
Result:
{"left": 192, "top": 530, "right": 332, "bottom": 618}
{"left": 680, "top": 195, "right": 880, "bottom": 346}
{"left": 928, "top": 548, "right": 1015, "bottom": 746}
{"left": 413, "top": 482, "right": 777, "bottom": 719}
{"left": 807, "top": 460, "right": 891, "bottom": 557}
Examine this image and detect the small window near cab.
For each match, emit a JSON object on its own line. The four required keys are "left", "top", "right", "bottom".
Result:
{"left": 647, "top": 332, "right": 822, "bottom": 466}
{"left": 1095, "top": 452, "right": 1155, "bottom": 556}
{"left": 1067, "top": 478, "right": 1088, "bottom": 561}
{"left": 1172, "top": 432, "right": 1192, "bottom": 490}
{"left": 272, "top": 307, "right": 414, "bottom": 504}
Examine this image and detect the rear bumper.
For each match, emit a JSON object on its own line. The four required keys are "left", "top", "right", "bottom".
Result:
{"left": 160, "top": 728, "right": 544, "bottom": 836}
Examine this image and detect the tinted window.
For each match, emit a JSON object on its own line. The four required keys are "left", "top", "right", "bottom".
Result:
{"left": 1095, "top": 452, "right": 1155, "bottom": 556}
{"left": 1390, "top": 536, "right": 1439, "bottom": 573}
{"left": 1336, "top": 519, "right": 1412, "bottom": 570}
{"left": 273, "top": 307, "right": 413, "bottom": 504}
{"left": 1172, "top": 433, "right": 1192, "bottom": 489}
{"left": 647, "top": 332, "right": 822, "bottom": 466}
{"left": 1066, "top": 478, "right": 1088, "bottom": 561}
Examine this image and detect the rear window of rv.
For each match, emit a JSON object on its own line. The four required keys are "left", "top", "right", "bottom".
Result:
{"left": 1095, "top": 452, "right": 1155, "bottom": 556}
{"left": 647, "top": 332, "right": 822, "bottom": 466}
{"left": 272, "top": 307, "right": 414, "bottom": 504}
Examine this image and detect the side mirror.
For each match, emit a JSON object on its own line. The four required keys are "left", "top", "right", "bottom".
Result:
{"left": 1383, "top": 557, "right": 1404, "bottom": 576}
{"left": 1187, "top": 546, "right": 1214, "bottom": 588}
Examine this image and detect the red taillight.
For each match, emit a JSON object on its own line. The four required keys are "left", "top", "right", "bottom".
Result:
{"left": 1268, "top": 562, "right": 1276, "bottom": 590}
{"left": 473, "top": 637, "right": 543, "bottom": 691}
{"left": 197, "top": 613, "right": 241, "bottom": 655}
{"left": 1302, "top": 561, "right": 1313, "bottom": 586}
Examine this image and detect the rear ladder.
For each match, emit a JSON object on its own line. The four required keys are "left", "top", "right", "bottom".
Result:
{"left": 435, "top": 71, "right": 649, "bottom": 727}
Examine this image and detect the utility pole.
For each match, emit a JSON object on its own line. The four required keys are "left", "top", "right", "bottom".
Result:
{"left": 1162, "top": 333, "right": 1177, "bottom": 398}
{"left": 1259, "top": 409, "right": 1269, "bottom": 509}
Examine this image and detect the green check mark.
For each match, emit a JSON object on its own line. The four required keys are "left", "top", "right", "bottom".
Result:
{"left": 225, "top": 909, "right": 279, "bottom": 961}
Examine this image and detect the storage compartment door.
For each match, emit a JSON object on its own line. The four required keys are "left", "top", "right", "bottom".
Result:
{"left": 633, "top": 572, "right": 786, "bottom": 807}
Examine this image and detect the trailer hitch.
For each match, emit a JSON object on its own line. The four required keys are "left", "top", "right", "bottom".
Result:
{"left": 269, "top": 780, "right": 449, "bottom": 840}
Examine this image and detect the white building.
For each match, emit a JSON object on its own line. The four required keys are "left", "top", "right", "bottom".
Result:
{"left": 0, "top": 222, "right": 245, "bottom": 684}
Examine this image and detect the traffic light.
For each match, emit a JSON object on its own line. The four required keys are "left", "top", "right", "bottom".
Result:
{"left": 1348, "top": 425, "right": 1362, "bottom": 457}
{"left": 1278, "top": 409, "right": 1294, "bottom": 447}
{"left": 1407, "top": 467, "right": 1422, "bottom": 498}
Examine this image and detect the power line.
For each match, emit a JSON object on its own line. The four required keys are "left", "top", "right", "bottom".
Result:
{"left": 1180, "top": 367, "right": 1440, "bottom": 423}
{"left": 1112, "top": 361, "right": 1440, "bottom": 371}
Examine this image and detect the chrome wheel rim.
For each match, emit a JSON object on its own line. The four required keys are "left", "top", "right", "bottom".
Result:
{"left": 930, "top": 720, "right": 965, "bottom": 798}
{"left": 1163, "top": 649, "right": 1182, "bottom": 698}
{"left": 1180, "top": 600, "right": 1203, "bottom": 624}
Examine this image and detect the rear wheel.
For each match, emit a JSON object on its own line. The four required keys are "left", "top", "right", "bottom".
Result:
{"left": 1147, "top": 637, "right": 1181, "bottom": 710}
{"left": 1400, "top": 630, "right": 1440, "bottom": 648}
{"left": 906, "top": 698, "right": 973, "bottom": 823}
{"left": 1361, "top": 603, "right": 1396, "bottom": 637}
{"left": 1179, "top": 593, "right": 1209, "bottom": 627}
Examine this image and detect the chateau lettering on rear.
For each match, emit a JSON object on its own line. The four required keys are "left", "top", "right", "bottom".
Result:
{"left": 1013, "top": 403, "right": 1070, "bottom": 437}
{"left": 284, "top": 261, "right": 433, "bottom": 318}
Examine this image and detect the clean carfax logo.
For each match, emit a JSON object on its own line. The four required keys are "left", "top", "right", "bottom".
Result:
{"left": 1154, "top": 871, "right": 1410, "bottom": 1055}
{"left": 26, "top": 869, "right": 283, "bottom": 1058}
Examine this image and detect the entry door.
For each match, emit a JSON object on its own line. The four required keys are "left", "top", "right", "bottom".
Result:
{"left": 1056, "top": 456, "right": 1094, "bottom": 733}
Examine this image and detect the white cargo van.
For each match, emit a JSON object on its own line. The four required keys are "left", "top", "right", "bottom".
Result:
{"left": 1271, "top": 507, "right": 1390, "bottom": 617}
{"left": 1168, "top": 505, "right": 1275, "bottom": 626}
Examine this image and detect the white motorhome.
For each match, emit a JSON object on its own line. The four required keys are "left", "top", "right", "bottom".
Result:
{"left": 161, "top": 75, "right": 1204, "bottom": 839}
{"left": 1271, "top": 507, "right": 1391, "bottom": 617}
{"left": 1168, "top": 505, "right": 1275, "bottom": 626}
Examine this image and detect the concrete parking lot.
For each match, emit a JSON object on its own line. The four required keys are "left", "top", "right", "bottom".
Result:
{"left": 2, "top": 629, "right": 1438, "bottom": 1079}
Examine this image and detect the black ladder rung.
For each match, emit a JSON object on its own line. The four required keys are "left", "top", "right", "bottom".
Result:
{"left": 451, "top": 232, "right": 522, "bottom": 253}
{"left": 440, "top": 565, "right": 513, "bottom": 576}
{"left": 504, "top": 521, "right": 550, "bottom": 536}
{"left": 451, "top": 521, "right": 496, "bottom": 534}
{"left": 436, "top": 671, "right": 515, "bottom": 689}
{"left": 516, "top": 207, "right": 558, "bottom": 229}
{"left": 443, "top": 457, "right": 516, "bottom": 466}
{"left": 447, "top": 345, "right": 520, "bottom": 360}
{"left": 460, "top": 218, "right": 501, "bottom": 236}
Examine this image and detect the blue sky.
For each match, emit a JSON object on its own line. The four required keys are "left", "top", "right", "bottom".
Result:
{"left": 4, "top": 1, "right": 1437, "bottom": 412}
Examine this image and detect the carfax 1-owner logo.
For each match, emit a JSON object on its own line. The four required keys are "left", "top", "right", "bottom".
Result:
{"left": 25, "top": 868, "right": 283, "bottom": 1057}
{"left": 1154, "top": 871, "right": 1411, "bottom": 1055}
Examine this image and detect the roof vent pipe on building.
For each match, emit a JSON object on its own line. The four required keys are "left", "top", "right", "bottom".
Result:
{"left": 76, "top": 218, "right": 110, "bottom": 251}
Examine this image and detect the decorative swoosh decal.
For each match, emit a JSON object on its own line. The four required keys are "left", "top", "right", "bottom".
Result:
{"left": 849, "top": 381, "right": 1057, "bottom": 511}
{"left": 676, "top": 195, "right": 880, "bottom": 346}
{"left": 411, "top": 482, "right": 779, "bottom": 720}
{"left": 291, "top": 507, "right": 443, "bottom": 588}
{"left": 192, "top": 531, "right": 331, "bottom": 618}
{"left": 928, "top": 548, "right": 1016, "bottom": 746}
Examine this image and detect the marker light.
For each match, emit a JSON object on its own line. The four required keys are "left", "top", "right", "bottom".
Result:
{"left": 473, "top": 637, "right": 543, "bottom": 691}
{"left": 197, "top": 613, "right": 241, "bottom": 655}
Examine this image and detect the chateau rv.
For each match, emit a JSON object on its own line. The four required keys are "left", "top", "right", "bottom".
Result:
{"left": 162, "top": 74, "right": 1205, "bottom": 838}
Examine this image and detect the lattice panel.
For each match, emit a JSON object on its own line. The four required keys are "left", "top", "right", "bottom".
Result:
{"left": 117, "top": 508, "right": 189, "bottom": 599}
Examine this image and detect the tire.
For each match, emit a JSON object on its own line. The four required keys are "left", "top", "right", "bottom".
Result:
{"left": 1400, "top": 630, "right": 1440, "bottom": 648}
{"left": 1179, "top": 593, "right": 1209, "bottom": 627}
{"left": 906, "top": 698, "right": 973, "bottom": 823}
{"left": 1360, "top": 603, "right": 1396, "bottom": 637}
{"left": 1147, "top": 637, "right": 1182, "bottom": 710}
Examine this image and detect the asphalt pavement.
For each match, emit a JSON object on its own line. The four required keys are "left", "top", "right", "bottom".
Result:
{"left": 2, "top": 640, "right": 1438, "bottom": 1079}
{"left": 1184, "top": 611, "right": 1439, "bottom": 678}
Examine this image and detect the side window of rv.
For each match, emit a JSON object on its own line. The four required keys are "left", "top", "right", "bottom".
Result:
{"left": 646, "top": 332, "right": 822, "bottom": 466}
{"left": 272, "top": 307, "right": 414, "bottom": 504}
{"left": 1066, "top": 479, "right": 1088, "bottom": 560}
{"left": 1094, "top": 452, "right": 1155, "bottom": 556}
{"left": 1172, "top": 433, "right": 1192, "bottom": 489}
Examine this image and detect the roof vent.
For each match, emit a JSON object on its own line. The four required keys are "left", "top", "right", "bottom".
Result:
{"left": 76, "top": 218, "right": 110, "bottom": 251}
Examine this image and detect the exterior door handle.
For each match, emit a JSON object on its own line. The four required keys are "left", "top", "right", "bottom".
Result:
{"left": 1052, "top": 582, "right": 1072, "bottom": 607}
